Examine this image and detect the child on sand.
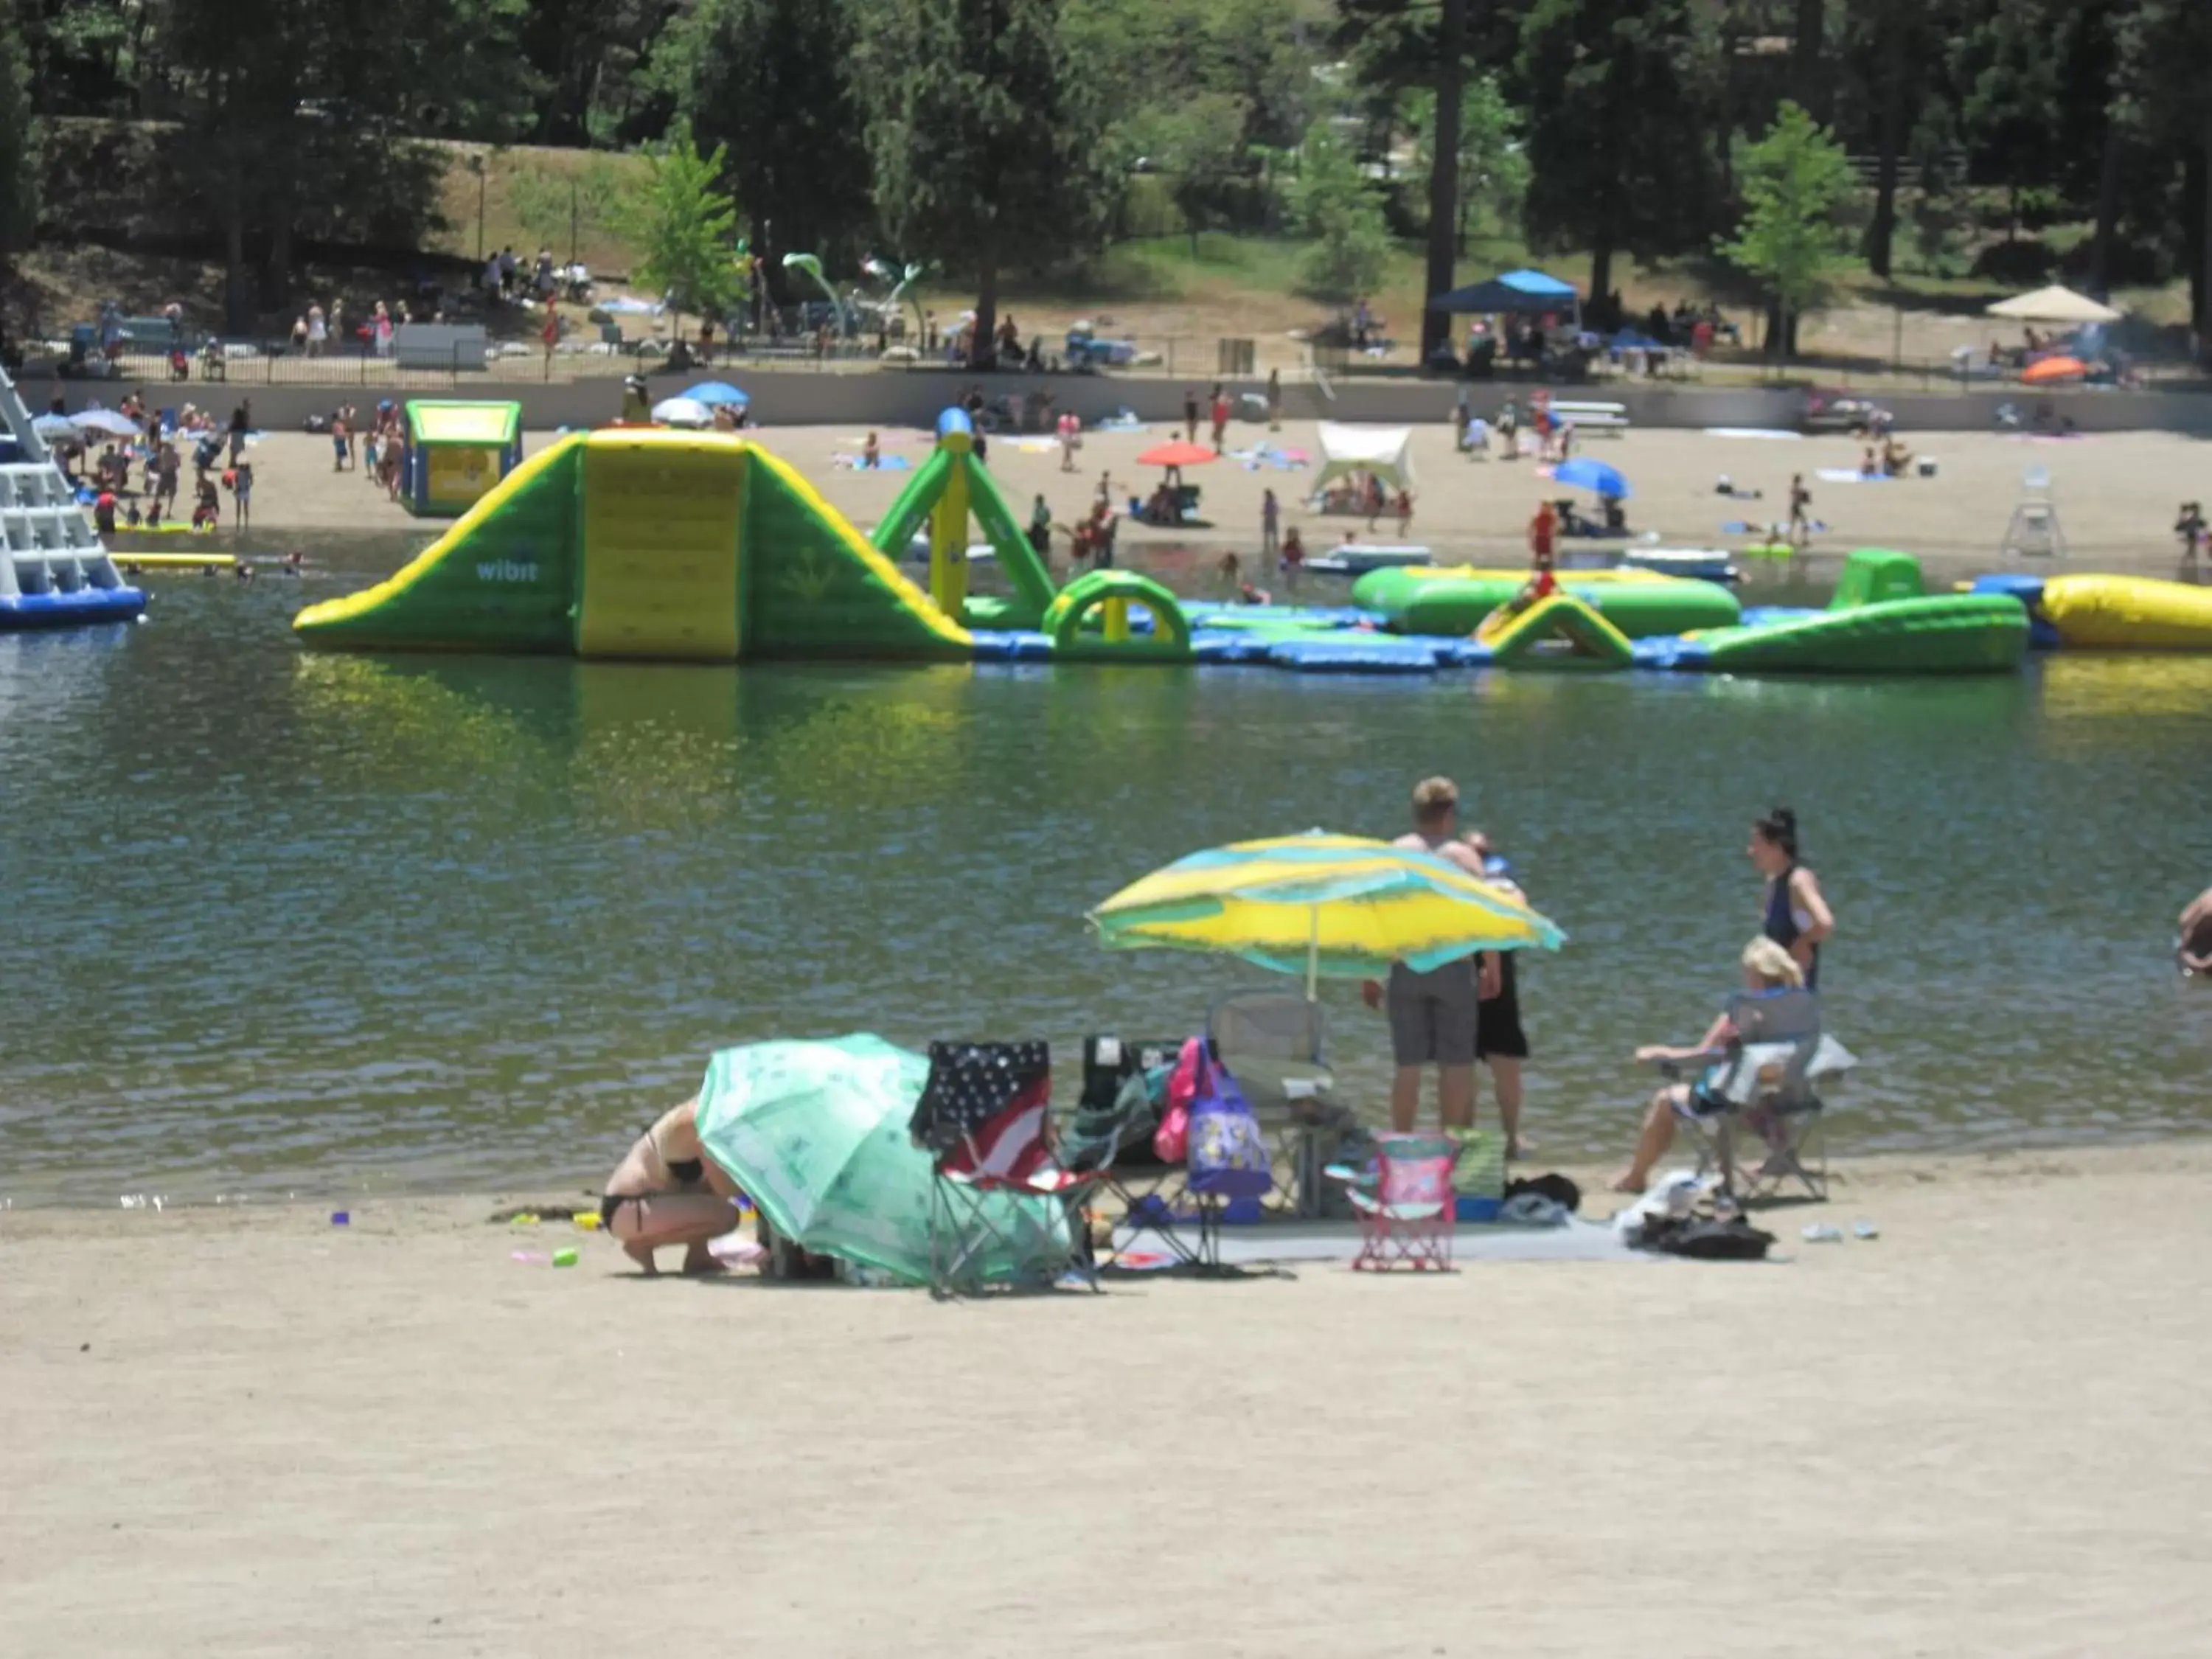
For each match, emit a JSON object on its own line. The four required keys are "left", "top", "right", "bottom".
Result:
{"left": 2174, "top": 501, "right": 2205, "bottom": 579}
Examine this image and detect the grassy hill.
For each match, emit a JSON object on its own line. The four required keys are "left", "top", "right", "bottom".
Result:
{"left": 10, "top": 127, "right": 2193, "bottom": 383}
{"left": 425, "top": 142, "right": 650, "bottom": 277}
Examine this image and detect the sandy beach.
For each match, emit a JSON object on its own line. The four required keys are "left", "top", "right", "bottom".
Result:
{"left": 5, "top": 1140, "right": 2209, "bottom": 1656}
{"left": 133, "top": 420, "right": 2211, "bottom": 580}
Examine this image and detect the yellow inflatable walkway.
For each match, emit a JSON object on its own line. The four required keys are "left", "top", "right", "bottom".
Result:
{"left": 1474, "top": 590, "right": 1635, "bottom": 668}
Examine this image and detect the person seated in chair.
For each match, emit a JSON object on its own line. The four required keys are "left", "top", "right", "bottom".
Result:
{"left": 1554, "top": 496, "right": 1589, "bottom": 538}
{"left": 1612, "top": 937, "right": 1806, "bottom": 1194}
{"left": 1142, "top": 480, "right": 1180, "bottom": 525}
{"left": 1601, "top": 497, "right": 1627, "bottom": 534}
{"left": 599, "top": 1096, "right": 746, "bottom": 1275}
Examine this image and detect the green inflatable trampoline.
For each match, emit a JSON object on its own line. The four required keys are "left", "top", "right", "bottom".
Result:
{"left": 1353, "top": 566, "right": 1740, "bottom": 639}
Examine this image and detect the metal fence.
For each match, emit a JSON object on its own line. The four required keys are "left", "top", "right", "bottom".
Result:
{"left": 58, "top": 334, "right": 2200, "bottom": 400}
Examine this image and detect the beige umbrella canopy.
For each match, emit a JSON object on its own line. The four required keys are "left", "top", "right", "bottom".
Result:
{"left": 1986, "top": 285, "right": 2122, "bottom": 324}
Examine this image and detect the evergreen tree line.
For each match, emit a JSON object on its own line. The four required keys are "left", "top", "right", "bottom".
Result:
{"left": 4, "top": 0, "right": 2210, "bottom": 356}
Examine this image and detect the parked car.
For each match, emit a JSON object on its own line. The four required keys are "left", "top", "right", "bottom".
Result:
{"left": 1799, "top": 387, "right": 1887, "bottom": 434}
{"left": 1065, "top": 324, "right": 1137, "bottom": 368}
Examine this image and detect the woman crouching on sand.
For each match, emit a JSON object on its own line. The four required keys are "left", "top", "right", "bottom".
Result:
{"left": 601, "top": 1098, "right": 745, "bottom": 1275}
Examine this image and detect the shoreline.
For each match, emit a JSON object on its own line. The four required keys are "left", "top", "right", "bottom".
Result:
{"left": 0, "top": 1133, "right": 2202, "bottom": 1218}
{"left": 89, "top": 422, "right": 2212, "bottom": 575}
{"left": 8, "top": 1134, "right": 2209, "bottom": 1653}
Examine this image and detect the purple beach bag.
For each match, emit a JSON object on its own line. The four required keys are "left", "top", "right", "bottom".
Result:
{"left": 1186, "top": 1054, "right": 1273, "bottom": 1200}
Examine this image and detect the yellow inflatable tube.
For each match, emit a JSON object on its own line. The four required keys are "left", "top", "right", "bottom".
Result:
{"left": 2041, "top": 575, "right": 2212, "bottom": 650}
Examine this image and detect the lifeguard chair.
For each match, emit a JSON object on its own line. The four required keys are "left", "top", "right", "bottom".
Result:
{"left": 2000, "top": 465, "right": 2066, "bottom": 561}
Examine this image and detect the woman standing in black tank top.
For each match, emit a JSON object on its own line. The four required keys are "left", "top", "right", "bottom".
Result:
{"left": 1750, "top": 806, "right": 1833, "bottom": 990}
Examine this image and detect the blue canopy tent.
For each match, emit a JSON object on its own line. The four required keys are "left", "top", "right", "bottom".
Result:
{"left": 1429, "top": 269, "right": 1582, "bottom": 329}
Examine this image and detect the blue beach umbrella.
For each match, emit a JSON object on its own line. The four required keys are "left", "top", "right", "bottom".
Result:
{"left": 682, "top": 380, "right": 750, "bottom": 408}
{"left": 1554, "top": 457, "right": 1632, "bottom": 501}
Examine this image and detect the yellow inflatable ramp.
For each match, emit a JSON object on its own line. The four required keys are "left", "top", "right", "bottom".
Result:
{"left": 2040, "top": 574, "right": 2212, "bottom": 651}
{"left": 1474, "top": 590, "right": 1634, "bottom": 668}
{"left": 577, "top": 430, "right": 746, "bottom": 661}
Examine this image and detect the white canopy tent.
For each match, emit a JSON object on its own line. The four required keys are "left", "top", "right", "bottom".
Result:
{"left": 1310, "top": 423, "right": 1416, "bottom": 504}
{"left": 1986, "top": 285, "right": 2122, "bottom": 324}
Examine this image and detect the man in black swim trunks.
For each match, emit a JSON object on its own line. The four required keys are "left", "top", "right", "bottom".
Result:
{"left": 1468, "top": 832, "right": 1532, "bottom": 1158}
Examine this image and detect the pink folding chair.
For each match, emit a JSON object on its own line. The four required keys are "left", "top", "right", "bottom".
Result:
{"left": 1332, "top": 1133, "right": 1458, "bottom": 1271}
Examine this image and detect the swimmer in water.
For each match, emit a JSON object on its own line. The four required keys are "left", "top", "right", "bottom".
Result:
{"left": 2180, "top": 886, "right": 2212, "bottom": 975}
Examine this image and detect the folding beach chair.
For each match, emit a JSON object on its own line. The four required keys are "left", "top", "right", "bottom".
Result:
{"left": 1206, "top": 990, "right": 1357, "bottom": 1217}
{"left": 1070, "top": 1035, "right": 1216, "bottom": 1270}
{"left": 908, "top": 1040, "right": 1096, "bottom": 1298}
{"left": 1329, "top": 1133, "right": 1458, "bottom": 1271}
{"left": 1669, "top": 990, "right": 1856, "bottom": 1203}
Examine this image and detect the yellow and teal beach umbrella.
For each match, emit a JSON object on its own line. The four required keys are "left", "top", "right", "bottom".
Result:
{"left": 1088, "top": 830, "right": 1564, "bottom": 997}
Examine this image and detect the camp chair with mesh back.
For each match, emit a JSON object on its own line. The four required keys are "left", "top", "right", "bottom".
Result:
{"left": 908, "top": 1040, "right": 1097, "bottom": 1298}
{"left": 1206, "top": 990, "right": 1356, "bottom": 1217}
{"left": 1071, "top": 1035, "right": 1214, "bottom": 1270}
{"left": 1663, "top": 989, "right": 1856, "bottom": 1203}
{"left": 1329, "top": 1133, "right": 1458, "bottom": 1271}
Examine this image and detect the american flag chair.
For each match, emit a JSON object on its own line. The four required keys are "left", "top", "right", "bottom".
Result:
{"left": 908, "top": 1040, "right": 1099, "bottom": 1298}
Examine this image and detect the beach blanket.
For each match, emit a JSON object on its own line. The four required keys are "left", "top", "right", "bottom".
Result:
{"left": 1815, "top": 468, "right": 1891, "bottom": 484}
{"left": 1205, "top": 1217, "right": 1652, "bottom": 1267}
{"left": 1704, "top": 427, "right": 1803, "bottom": 441}
{"left": 1095, "top": 412, "right": 1146, "bottom": 433}
{"left": 1722, "top": 519, "right": 1828, "bottom": 535}
{"left": 1225, "top": 445, "right": 1309, "bottom": 472}
{"left": 830, "top": 453, "right": 912, "bottom": 471}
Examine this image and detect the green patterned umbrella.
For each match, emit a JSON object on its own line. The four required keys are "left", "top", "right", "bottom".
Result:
{"left": 692, "top": 1033, "right": 1070, "bottom": 1286}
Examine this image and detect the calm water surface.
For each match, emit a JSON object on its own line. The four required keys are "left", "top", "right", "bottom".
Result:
{"left": 4, "top": 546, "right": 2210, "bottom": 1203}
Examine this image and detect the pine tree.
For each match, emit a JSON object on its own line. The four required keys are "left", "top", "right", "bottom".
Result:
{"left": 1514, "top": 0, "right": 1724, "bottom": 309}
{"left": 856, "top": 0, "right": 1110, "bottom": 369}
{"left": 0, "top": 0, "right": 38, "bottom": 266}
{"left": 658, "top": 0, "right": 874, "bottom": 302}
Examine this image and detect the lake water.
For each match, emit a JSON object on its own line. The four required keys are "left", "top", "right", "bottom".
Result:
{"left": 4, "top": 546, "right": 2211, "bottom": 1205}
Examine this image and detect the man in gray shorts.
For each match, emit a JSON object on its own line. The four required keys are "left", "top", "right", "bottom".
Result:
{"left": 1363, "top": 776, "right": 1498, "bottom": 1132}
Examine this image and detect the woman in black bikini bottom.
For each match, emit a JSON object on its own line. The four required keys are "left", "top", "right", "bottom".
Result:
{"left": 600, "top": 1096, "right": 744, "bottom": 1275}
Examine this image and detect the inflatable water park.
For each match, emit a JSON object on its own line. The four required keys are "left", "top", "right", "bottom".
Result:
{"left": 0, "top": 369, "right": 147, "bottom": 630}
{"left": 291, "top": 406, "right": 2053, "bottom": 676}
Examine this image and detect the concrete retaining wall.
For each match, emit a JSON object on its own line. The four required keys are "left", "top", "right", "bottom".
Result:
{"left": 47, "top": 366, "right": 2212, "bottom": 437}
